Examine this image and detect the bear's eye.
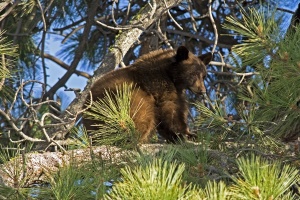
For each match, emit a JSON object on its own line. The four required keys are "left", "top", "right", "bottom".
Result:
{"left": 189, "top": 74, "right": 198, "bottom": 84}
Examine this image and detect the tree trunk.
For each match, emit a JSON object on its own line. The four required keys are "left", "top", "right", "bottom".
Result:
{"left": 0, "top": 144, "right": 165, "bottom": 187}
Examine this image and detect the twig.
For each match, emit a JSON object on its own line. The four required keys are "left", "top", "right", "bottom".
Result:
{"left": 111, "top": 0, "right": 118, "bottom": 27}
{"left": 154, "top": 24, "right": 172, "bottom": 48}
{"left": 36, "top": 0, "right": 48, "bottom": 91}
{"left": 122, "top": 0, "right": 132, "bottom": 25}
{"left": 235, "top": 148, "right": 286, "bottom": 158}
{"left": 62, "top": 25, "right": 85, "bottom": 44}
{"left": 207, "top": 70, "right": 259, "bottom": 77}
{"left": 238, "top": 74, "right": 245, "bottom": 85}
{"left": 166, "top": 29, "right": 232, "bottom": 49}
{"left": 0, "top": 54, "right": 6, "bottom": 91}
{"left": 216, "top": 52, "right": 224, "bottom": 97}
{"left": 163, "top": 0, "right": 183, "bottom": 30}
{"left": 0, "top": 80, "right": 87, "bottom": 150}
{"left": 36, "top": 1, "right": 47, "bottom": 32}
{"left": 276, "top": 7, "right": 295, "bottom": 15}
{"left": 53, "top": 18, "right": 86, "bottom": 33}
{"left": 95, "top": 1, "right": 157, "bottom": 32}
{"left": 95, "top": 19, "right": 145, "bottom": 31}
{"left": 43, "top": 53, "right": 91, "bottom": 78}
{"left": 186, "top": 0, "right": 197, "bottom": 31}
{"left": 44, "top": 0, "right": 55, "bottom": 13}
{"left": 0, "top": 2, "right": 17, "bottom": 22}
{"left": 209, "top": 61, "right": 234, "bottom": 69}
{"left": 1, "top": 110, "right": 46, "bottom": 142}
{"left": 208, "top": 0, "right": 218, "bottom": 53}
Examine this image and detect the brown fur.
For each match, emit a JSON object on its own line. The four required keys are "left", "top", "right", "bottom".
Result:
{"left": 83, "top": 46, "right": 212, "bottom": 143}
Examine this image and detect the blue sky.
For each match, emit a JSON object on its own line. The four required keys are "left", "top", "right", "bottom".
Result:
{"left": 46, "top": 38, "right": 91, "bottom": 109}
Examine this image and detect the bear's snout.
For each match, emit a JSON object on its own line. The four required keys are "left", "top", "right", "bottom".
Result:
{"left": 189, "top": 79, "right": 206, "bottom": 94}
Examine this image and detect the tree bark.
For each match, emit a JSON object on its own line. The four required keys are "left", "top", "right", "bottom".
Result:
{"left": 0, "top": 144, "right": 165, "bottom": 187}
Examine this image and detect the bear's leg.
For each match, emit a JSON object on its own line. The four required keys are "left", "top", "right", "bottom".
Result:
{"left": 157, "top": 98, "right": 191, "bottom": 143}
{"left": 130, "top": 91, "right": 156, "bottom": 143}
{"left": 157, "top": 123, "right": 185, "bottom": 143}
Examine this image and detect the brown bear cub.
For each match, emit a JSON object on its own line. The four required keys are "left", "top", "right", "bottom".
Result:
{"left": 83, "top": 46, "right": 212, "bottom": 143}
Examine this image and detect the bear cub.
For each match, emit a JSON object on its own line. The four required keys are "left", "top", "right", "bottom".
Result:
{"left": 83, "top": 46, "right": 212, "bottom": 143}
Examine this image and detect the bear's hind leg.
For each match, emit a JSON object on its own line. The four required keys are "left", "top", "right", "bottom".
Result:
{"left": 130, "top": 91, "right": 156, "bottom": 143}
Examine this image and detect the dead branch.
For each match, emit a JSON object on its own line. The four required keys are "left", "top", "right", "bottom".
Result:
{"left": 0, "top": 80, "right": 89, "bottom": 151}
{"left": 43, "top": 53, "right": 92, "bottom": 78}
{"left": 166, "top": 29, "right": 232, "bottom": 49}
{"left": 208, "top": 0, "right": 218, "bottom": 53}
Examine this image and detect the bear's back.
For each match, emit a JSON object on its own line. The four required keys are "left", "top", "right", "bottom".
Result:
{"left": 91, "top": 48, "right": 177, "bottom": 99}
{"left": 131, "top": 48, "right": 175, "bottom": 69}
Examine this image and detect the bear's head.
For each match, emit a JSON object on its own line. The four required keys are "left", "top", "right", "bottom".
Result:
{"left": 172, "top": 46, "right": 212, "bottom": 94}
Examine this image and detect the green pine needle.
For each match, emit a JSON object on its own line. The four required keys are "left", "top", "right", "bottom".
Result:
{"left": 84, "top": 83, "right": 141, "bottom": 148}
{"left": 222, "top": 5, "right": 281, "bottom": 66}
{"left": 104, "top": 158, "right": 193, "bottom": 200}
{"left": 231, "top": 154, "right": 299, "bottom": 199}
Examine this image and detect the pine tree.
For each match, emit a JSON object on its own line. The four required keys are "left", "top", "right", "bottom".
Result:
{"left": 222, "top": 5, "right": 300, "bottom": 141}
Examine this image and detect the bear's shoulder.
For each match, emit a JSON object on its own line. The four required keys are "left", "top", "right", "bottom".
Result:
{"left": 131, "top": 48, "right": 176, "bottom": 69}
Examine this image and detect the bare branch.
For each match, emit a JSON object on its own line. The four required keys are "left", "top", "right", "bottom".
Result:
{"left": 52, "top": 18, "right": 86, "bottom": 33}
{"left": 0, "top": 54, "right": 6, "bottom": 91}
{"left": 208, "top": 0, "right": 218, "bottom": 53}
{"left": 43, "top": 53, "right": 92, "bottom": 78}
{"left": 166, "top": 29, "right": 232, "bottom": 49}
{"left": 208, "top": 70, "right": 259, "bottom": 77}
{"left": 36, "top": 1, "right": 47, "bottom": 32}
{"left": 0, "top": 80, "right": 89, "bottom": 151}
{"left": 164, "top": 0, "right": 183, "bottom": 30}
{"left": 0, "top": 109, "right": 45, "bottom": 142}
{"left": 154, "top": 24, "right": 172, "bottom": 48}
{"left": 43, "top": 0, "right": 100, "bottom": 100}
{"left": 95, "top": 20, "right": 145, "bottom": 31}
{"left": 61, "top": 25, "right": 85, "bottom": 44}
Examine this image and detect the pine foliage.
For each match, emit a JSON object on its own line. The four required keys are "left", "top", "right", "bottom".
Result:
{"left": 104, "top": 159, "right": 191, "bottom": 200}
{"left": 221, "top": 4, "right": 300, "bottom": 140}
{"left": 104, "top": 151, "right": 299, "bottom": 200}
{"left": 223, "top": 5, "right": 281, "bottom": 66}
{"left": 0, "top": 30, "right": 18, "bottom": 99}
{"left": 231, "top": 154, "right": 299, "bottom": 199}
{"left": 84, "top": 83, "right": 141, "bottom": 148}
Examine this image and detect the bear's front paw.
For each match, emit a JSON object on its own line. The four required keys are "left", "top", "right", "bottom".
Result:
{"left": 185, "top": 132, "right": 197, "bottom": 141}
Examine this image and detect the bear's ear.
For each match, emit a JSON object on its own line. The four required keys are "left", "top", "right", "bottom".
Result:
{"left": 175, "top": 46, "right": 189, "bottom": 62}
{"left": 199, "top": 53, "right": 212, "bottom": 65}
